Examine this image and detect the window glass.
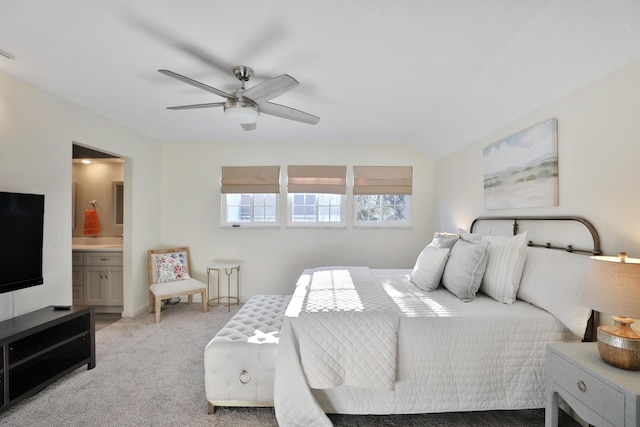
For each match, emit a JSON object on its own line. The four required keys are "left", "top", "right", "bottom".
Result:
{"left": 289, "top": 193, "right": 344, "bottom": 226}
{"left": 223, "top": 193, "right": 278, "bottom": 226}
{"left": 355, "top": 194, "right": 409, "bottom": 226}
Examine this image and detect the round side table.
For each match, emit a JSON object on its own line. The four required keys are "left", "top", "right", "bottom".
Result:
{"left": 207, "top": 263, "right": 240, "bottom": 311}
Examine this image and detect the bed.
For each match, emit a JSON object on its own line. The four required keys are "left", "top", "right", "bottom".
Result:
{"left": 273, "top": 216, "right": 600, "bottom": 426}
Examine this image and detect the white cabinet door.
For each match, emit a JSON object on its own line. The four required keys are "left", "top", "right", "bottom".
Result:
{"left": 79, "top": 251, "right": 123, "bottom": 307}
{"left": 104, "top": 266, "right": 123, "bottom": 305}
{"left": 84, "top": 267, "right": 104, "bottom": 305}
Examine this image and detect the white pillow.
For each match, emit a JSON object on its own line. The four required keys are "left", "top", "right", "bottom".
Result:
{"left": 479, "top": 231, "right": 528, "bottom": 304}
{"left": 517, "top": 247, "right": 591, "bottom": 337}
{"left": 458, "top": 228, "right": 486, "bottom": 242}
{"left": 430, "top": 235, "right": 458, "bottom": 249}
{"left": 410, "top": 246, "right": 451, "bottom": 291}
{"left": 442, "top": 238, "right": 490, "bottom": 302}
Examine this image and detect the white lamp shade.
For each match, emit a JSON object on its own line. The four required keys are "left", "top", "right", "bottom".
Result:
{"left": 225, "top": 106, "right": 258, "bottom": 124}
{"left": 584, "top": 255, "right": 640, "bottom": 319}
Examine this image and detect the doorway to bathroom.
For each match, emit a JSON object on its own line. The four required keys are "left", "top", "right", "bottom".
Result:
{"left": 71, "top": 144, "right": 126, "bottom": 317}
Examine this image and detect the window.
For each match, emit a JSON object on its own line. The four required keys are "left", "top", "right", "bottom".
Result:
{"left": 355, "top": 194, "right": 409, "bottom": 223}
{"left": 287, "top": 165, "right": 346, "bottom": 227}
{"left": 353, "top": 166, "right": 412, "bottom": 227}
{"left": 290, "top": 193, "right": 343, "bottom": 223}
{"left": 224, "top": 193, "right": 277, "bottom": 223}
{"left": 221, "top": 166, "right": 280, "bottom": 227}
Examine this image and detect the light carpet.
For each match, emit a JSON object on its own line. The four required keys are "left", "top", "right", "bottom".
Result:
{"left": 0, "top": 302, "right": 580, "bottom": 426}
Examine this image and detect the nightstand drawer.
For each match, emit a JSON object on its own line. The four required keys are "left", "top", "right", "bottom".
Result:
{"left": 551, "top": 353, "right": 624, "bottom": 426}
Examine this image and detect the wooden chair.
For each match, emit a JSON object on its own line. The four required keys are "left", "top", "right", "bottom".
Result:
{"left": 147, "top": 247, "right": 208, "bottom": 323}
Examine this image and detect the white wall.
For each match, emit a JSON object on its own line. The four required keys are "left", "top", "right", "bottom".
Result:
{"left": 10, "top": 55, "right": 637, "bottom": 320}
{"left": 433, "top": 58, "right": 640, "bottom": 257}
{"left": 160, "top": 142, "right": 435, "bottom": 299}
{"left": 0, "top": 70, "right": 163, "bottom": 321}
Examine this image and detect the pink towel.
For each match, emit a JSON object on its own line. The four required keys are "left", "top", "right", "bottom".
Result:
{"left": 83, "top": 209, "right": 100, "bottom": 235}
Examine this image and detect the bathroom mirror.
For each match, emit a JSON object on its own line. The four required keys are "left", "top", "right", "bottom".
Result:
{"left": 112, "top": 181, "right": 124, "bottom": 226}
{"left": 72, "top": 182, "right": 77, "bottom": 229}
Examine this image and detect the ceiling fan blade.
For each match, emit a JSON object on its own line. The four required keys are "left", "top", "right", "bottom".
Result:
{"left": 179, "top": 45, "right": 236, "bottom": 77}
{"left": 166, "top": 102, "right": 225, "bottom": 110}
{"left": 242, "top": 74, "right": 298, "bottom": 104}
{"left": 260, "top": 102, "right": 320, "bottom": 125}
{"left": 241, "top": 123, "right": 257, "bottom": 131}
{"left": 158, "top": 69, "right": 236, "bottom": 100}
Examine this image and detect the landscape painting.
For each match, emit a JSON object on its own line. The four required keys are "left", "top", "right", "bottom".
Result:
{"left": 483, "top": 118, "right": 558, "bottom": 209}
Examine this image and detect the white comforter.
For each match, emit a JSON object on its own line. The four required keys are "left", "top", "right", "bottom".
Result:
{"left": 274, "top": 267, "right": 579, "bottom": 426}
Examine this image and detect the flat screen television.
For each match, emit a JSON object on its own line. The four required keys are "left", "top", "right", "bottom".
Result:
{"left": 0, "top": 191, "right": 45, "bottom": 294}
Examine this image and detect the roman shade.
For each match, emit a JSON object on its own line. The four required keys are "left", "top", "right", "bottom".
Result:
{"left": 287, "top": 165, "right": 347, "bottom": 194}
{"left": 221, "top": 166, "right": 280, "bottom": 194}
{"left": 353, "top": 166, "right": 412, "bottom": 195}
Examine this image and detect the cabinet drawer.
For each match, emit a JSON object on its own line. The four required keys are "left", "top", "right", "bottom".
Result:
{"left": 83, "top": 252, "right": 122, "bottom": 266}
{"left": 551, "top": 353, "right": 624, "bottom": 426}
{"left": 72, "top": 266, "right": 83, "bottom": 286}
{"left": 72, "top": 252, "right": 83, "bottom": 266}
{"left": 72, "top": 285, "right": 84, "bottom": 306}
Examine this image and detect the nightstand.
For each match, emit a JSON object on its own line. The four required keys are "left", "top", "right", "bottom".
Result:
{"left": 546, "top": 342, "right": 640, "bottom": 427}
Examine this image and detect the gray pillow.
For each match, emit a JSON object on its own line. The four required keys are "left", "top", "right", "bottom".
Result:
{"left": 442, "top": 238, "right": 490, "bottom": 301}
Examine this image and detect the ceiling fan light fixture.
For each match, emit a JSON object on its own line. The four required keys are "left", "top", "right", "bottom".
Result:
{"left": 160, "top": 67, "right": 318, "bottom": 127}
{"left": 225, "top": 105, "right": 259, "bottom": 124}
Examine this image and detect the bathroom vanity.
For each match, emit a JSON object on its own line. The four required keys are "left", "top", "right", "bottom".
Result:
{"left": 72, "top": 238, "right": 123, "bottom": 313}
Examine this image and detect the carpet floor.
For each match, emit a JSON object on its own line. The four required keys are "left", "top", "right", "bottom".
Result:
{"left": 0, "top": 303, "right": 582, "bottom": 426}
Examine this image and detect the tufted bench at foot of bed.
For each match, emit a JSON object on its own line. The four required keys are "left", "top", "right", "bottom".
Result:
{"left": 204, "top": 294, "right": 291, "bottom": 414}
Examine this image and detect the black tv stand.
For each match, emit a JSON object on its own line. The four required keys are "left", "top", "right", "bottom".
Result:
{"left": 0, "top": 305, "right": 95, "bottom": 414}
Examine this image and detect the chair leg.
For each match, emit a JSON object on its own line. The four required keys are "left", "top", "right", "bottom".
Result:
{"left": 155, "top": 298, "right": 162, "bottom": 323}
{"left": 148, "top": 292, "right": 154, "bottom": 313}
{"left": 187, "top": 294, "right": 193, "bottom": 304}
{"left": 201, "top": 290, "right": 208, "bottom": 313}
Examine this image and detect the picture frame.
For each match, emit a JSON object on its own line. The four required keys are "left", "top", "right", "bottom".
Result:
{"left": 483, "top": 118, "right": 558, "bottom": 209}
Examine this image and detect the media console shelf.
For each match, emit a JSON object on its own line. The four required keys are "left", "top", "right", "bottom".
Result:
{"left": 0, "top": 305, "right": 95, "bottom": 414}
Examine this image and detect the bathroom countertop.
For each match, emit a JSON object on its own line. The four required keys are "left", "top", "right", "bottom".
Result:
{"left": 72, "top": 237, "right": 123, "bottom": 252}
{"left": 72, "top": 245, "right": 123, "bottom": 252}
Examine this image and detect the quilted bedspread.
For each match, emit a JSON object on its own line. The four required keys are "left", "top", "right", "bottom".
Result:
{"left": 274, "top": 268, "right": 580, "bottom": 427}
{"left": 275, "top": 266, "right": 397, "bottom": 426}
{"left": 296, "top": 267, "right": 399, "bottom": 390}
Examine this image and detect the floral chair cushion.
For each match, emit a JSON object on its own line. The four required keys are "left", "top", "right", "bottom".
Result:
{"left": 154, "top": 252, "right": 191, "bottom": 283}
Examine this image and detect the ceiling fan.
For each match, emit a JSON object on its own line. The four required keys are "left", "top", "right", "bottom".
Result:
{"left": 158, "top": 66, "right": 319, "bottom": 131}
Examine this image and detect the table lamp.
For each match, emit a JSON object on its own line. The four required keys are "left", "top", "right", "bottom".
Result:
{"left": 584, "top": 252, "right": 640, "bottom": 370}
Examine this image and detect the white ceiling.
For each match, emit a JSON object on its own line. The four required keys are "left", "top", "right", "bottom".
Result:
{"left": 1, "top": 0, "right": 640, "bottom": 160}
